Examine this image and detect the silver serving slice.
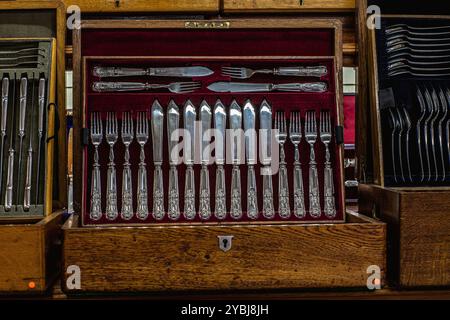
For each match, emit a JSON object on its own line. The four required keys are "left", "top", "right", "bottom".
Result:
{"left": 213, "top": 100, "right": 226, "bottom": 220}
{"left": 260, "top": 100, "right": 275, "bottom": 219}
{"left": 152, "top": 100, "right": 165, "bottom": 220}
{"left": 243, "top": 100, "right": 258, "bottom": 219}
{"left": 93, "top": 66, "right": 214, "bottom": 78}
{"left": 183, "top": 100, "right": 196, "bottom": 220}
{"left": 199, "top": 100, "right": 212, "bottom": 220}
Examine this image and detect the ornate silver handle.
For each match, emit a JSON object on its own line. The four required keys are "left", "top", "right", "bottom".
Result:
{"left": 106, "top": 162, "right": 118, "bottom": 221}
{"left": 308, "top": 145, "right": 321, "bottom": 218}
{"left": 90, "top": 147, "right": 102, "bottom": 220}
{"left": 199, "top": 165, "right": 211, "bottom": 220}
{"left": 136, "top": 163, "right": 149, "bottom": 220}
{"left": 184, "top": 165, "right": 196, "bottom": 220}
{"left": 121, "top": 166, "right": 133, "bottom": 220}
{"left": 168, "top": 165, "right": 180, "bottom": 220}
{"left": 230, "top": 165, "right": 242, "bottom": 220}
{"left": 152, "top": 165, "right": 164, "bottom": 220}
{"left": 246, "top": 165, "right": 258, "bottom": 219}
{"left": 275, "top": 66, "right": 328, "bottom": 77}
{"left": 214, "top": 164, "right": 226, "bottom": 220}
{"left": 324, "top": 145, "right": 336, "bottom": 218}
{"left": 273, "top": 82, "right": 328, "bottom": 92}
{"left": 278, "top": 166, "right": 290, "bottom": 219}
{"left": 4, "top": 149, "right": 14, "bottom": 211}
{"left": 94, "top": 67, "right": 148, "bottom": 78}
{"left": 262, "top": 170, "right": 275, "bottom": 219}
{"left": 23, "top": 147, "right": 33, "bottom": 211}
{"left": 92, "top": 82, "right": 169, "bottom": 92}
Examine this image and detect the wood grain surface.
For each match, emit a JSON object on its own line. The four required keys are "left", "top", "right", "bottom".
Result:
{"left": 61, "top": 0, "right": 218, "bottom": 13}
{"left": 62, "top": 212, "right": 385, "bottom": 293}
{"left": 359, "top": 184, "right": 450, "bottom": 288}
{"left": 223, "top": 0, "right": 355, "bottom": 12}
{"left": 0, "top": 211, "right": 63, "bottom": 293}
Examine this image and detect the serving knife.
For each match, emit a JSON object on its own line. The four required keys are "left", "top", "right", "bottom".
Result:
{"left": 213, "top": 100, "right": 226, "bottom": 220}
{"left": 207, "top": 82, "right": 328, "bottom": 93}
{"left": 93, "top": 66, "right": 214, "bottom": 78}
{"left": 167, "top": 100, "right": 181, "bottom": 220}
{"left": 183, "top": 100, "right": 196, "bottom": 220}
{"left": 199, "top": 100, "right": 212, "bottom": 220}
{"left": 259, "top": 100, "right": 275, "bottom": 219}
{"left": 243, "top": 100, "right": 258, "bottom": 219}
{"left": 229, "top": 100, "right": 243, "bottom": 220}
{"left": 152, "top": 100, "right": 165, "bottom": 220}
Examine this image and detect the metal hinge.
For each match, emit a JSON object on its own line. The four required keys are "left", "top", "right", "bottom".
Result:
{"left": 185, "top": 21, "right": 230, "bottom": 29}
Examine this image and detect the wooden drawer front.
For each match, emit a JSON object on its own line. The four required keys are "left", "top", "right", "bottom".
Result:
{"left": 224, "top": 0, "right": 355, "bottom": 12}
{"left": 62, "top": 213, "right": 385, "bottom": 293}
{"left": 63, "top": 0, "right": 219, "bottom": 12}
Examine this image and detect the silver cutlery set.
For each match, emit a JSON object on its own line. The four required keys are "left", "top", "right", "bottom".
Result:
{"left": 0, "top": 75, "right": 47, "bottom": 213}
{"left": 387, "top": 86, "right": 450, "bottom": 184}
{"left": 91, "top": 65, "right": 328, "bottom": 93}
{"left": 89, "top": 99, "right": 337, "bottom": 222}
{"left": 385, "top": 24, "right": 450, "bottom": 77}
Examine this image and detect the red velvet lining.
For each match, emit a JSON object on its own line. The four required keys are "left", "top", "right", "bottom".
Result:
{"left": 80, "top": 29, "right": 343, "bottom": 225}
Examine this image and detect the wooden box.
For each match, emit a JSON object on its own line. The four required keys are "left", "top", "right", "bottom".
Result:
{"left": 0, "top": 1, "right": 67, "bottom": 218}
{"left": 356, "top": 0, "right": 450, "bottom": 287}
{"left": 0, "top": 211, "right": 63, "bottom": 294}
{"left": 62, "top": 210, "right": 385, "bottom": 293}
{"left": 359, "top": 184, "right": 450, "bottom": 287}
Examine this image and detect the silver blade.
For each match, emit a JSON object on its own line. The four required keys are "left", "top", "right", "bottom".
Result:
{"left": 213, "top": 100, "right": 226, "bottom": 164}
{"left": 167, "top": 100, "right": 180, "bottom": 165}
{"left": 208, "top": 82, "right": 271, "bottom": 93}
{"left": 183, "top": 100, "right": 196, "bottom": 164}
{"left": 259, "top": 100, "right": 272, "bottom": 165}
{"left": 229, "top": 100, "right": 242, "bottom": 163}
{"left": 153, "top": 66, "right": 214, "bottom": 77}
{"left": 243, "top": 100, "right": 257, "bottom": 164}
{"left": 200, "top": 100, "right": 212, "bottom": 163}
{"left": 151, "top": 100, "right": 164, "bottom": 164}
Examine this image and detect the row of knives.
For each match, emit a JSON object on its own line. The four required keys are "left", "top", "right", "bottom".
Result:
{"left": 91, "top": 65, "right": 329, "bottom": 93}
{"left": 1, "top": 76, "right": 46, "bottom": 211}
{"left": 88, "top": 99, "right": 337, "bottom": 222}
{"left": 385, "top": 23, "right": 450, "bottom": 77}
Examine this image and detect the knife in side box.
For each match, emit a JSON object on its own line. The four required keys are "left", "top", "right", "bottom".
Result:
{"left": 183, "top": 100, "right": 196, "bottom": 220}
{"left": 151, "top": 100, "right": 165, "bottom": 220}
{"left": 207, "top": 82, "right": 328, "bottom": 93}
{"left": 243, "top": 100, "right": 258, "bottom": 219}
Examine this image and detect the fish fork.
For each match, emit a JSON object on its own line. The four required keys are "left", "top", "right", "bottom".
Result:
{"left": 221, "top": 66, "right": 328, "bottom": 79}
{"left": 92, "top": 81, "right": 201, "bottom": 94}
{"left": 274, "top": 112, "right": 290, "bottom": 219}
{"left": 320, "top": 111, "right": 336, "bottom": 218}
{"left": 305, "top": 111, "right": 321, "bottom": 218}
{"left": 136, "top": 112, "right": 149, "bottom": 220}
{"left": 90, "top": 112, "right": 103, "bottom": 220}
{"left": 120, "top": 112, "right": 134, "bottom": 220}
{"left": 289, "top": 111, "right": 306, "bottom": 219}
{"left": 105, "top": 112, "right": 119, "bottom": 220}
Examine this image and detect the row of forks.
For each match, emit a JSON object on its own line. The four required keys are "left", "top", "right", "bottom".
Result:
{"left": 275, "top": 110, "right": 336, "bottom": 219}
{"left": 385, "top": 86, "right": 450, "bottom": 185}
{"left": 385, "top": 23, "right": 450, "bottom": 77}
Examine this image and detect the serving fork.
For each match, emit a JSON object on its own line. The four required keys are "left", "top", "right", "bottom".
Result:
{"left": 90, "top": 112, "right": 103, "bottom": 221}
{"left": 105, "top": 112, "right": 119, "bottom": 220}
{"left": 305, "top": 111, "right": 321, "bottom": 218}
{"left": 92, "top": 81, "right": 201, "bottom": 94}
{"left": 289, "top": 111, "right": 306, "bottom": 218}
{"left": 274, "top": 112, "right": 290, "bottom": 219}
{"left": 320, "top": 111, "right": 336, "bottom": 218}
{"left": 120, "top": 112, "right": 134, "bottom": 220}
{"left": 221, "top": 66, "right": 328, "bottom": 79}
{"left": 136, "top": 111, "right": 149, "bottom": 220}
